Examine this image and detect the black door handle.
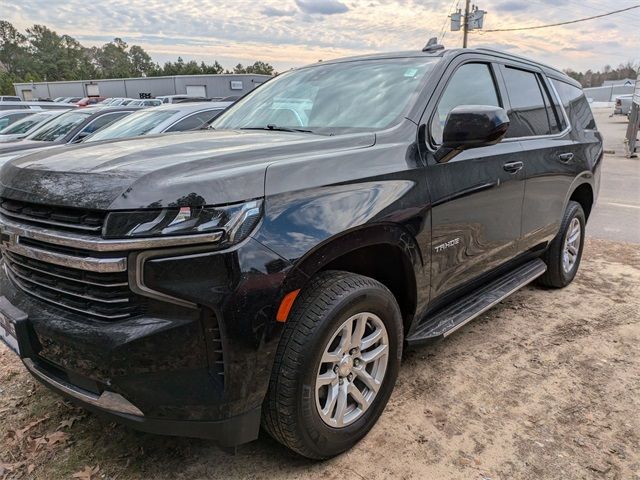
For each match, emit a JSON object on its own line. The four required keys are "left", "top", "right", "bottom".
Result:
{"left": 558, "top": 152, "right": 574, "bottom": 163}
{"left": 503, "top": 161, "right": 523, "bottom": 174}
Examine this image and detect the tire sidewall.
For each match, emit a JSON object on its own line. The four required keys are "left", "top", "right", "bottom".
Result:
{"left": 295, "top": 286, "right": 402, "bottom": 458}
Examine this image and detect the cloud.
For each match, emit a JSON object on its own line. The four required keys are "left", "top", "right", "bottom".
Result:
{"left": 295, "top": 0, "right": 349, "bottom": 15}
{"left": 261, "top": 6, "right": 296, "bottom": 17}
{"left": 3, "top": 0, "right": 638, "bottom": 73}
{"left": 495, "top": 1, "right": 530, "bottom": 12}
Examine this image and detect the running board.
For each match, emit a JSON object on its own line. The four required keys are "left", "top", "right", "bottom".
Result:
{"left": 406, "top": 259, "right": 546, "bottom": 345}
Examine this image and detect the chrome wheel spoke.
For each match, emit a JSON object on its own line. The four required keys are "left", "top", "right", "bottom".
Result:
{"left": 348, "top": 382, "right": 369, "bottom": 410}
{"left": 317, "top": 370, "right": 337, "bottom": 387}
{"left": 350, "top": 313, "right": 368, "bottom": 350}
{"left": 322, "top": 350, "right": 342, "bottom": 363}
{"left": 361, "top": 327, "right": 382, "bottom": 350}
{"left": 334, "top": 383, "right": 349, "bottom": 426}
{"left": 361, "top": 344, "right": 388, "bottom": 363}
{"left": 354, "top": 366, "right": 381, "bottom": 393}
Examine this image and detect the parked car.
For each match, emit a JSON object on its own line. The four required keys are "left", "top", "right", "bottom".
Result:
{"left": 0, "top": 110, "right": 65, "bottom": 143}
{"left": 84, "top": 102, "right": 231, "bottom": 142}
{"left": 76, "top": 97, "right": 106, "bottom": 107}
{"left": 613, "top": 94, "right": 634, "bottom": 116}
{"left": 0, "top": 101, "right": 76, "bottom": 111}
{"left": 0, "top": 96, "right": 21, "bottom": 102}
{"left": 156, "top": 94, "right": 208, "bottom": 104}
{"left": 0, "top": 106, "right": 139, "bottom": 159}
{"left": 0, "top": 46, "right": 601, "bottom": 459}
{"left": 53, "top": 97, "right": 83, "bottom": 103}
{"left": 0, "top": 110, "right": 36, "bottom": 130}
{"left": 127, "top": 99, "right": 162, "bottom": 107}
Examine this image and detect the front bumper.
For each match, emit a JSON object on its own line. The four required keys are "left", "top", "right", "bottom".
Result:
{"left": 0, "top": 227, "right": 292, "bottom": 445}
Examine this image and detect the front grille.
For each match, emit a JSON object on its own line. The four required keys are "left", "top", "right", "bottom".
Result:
{"left": 0, "top": 198, "right": 106, "bottom": 234}
{"left": 3, "top": 250, "right": 143, "bottom": 320}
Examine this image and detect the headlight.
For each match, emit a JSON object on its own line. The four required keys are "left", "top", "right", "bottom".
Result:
{"left": 103, "top": 199, "right": 262, "bottom": 244}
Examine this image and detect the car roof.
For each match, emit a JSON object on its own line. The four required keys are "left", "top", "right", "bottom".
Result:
{"left": 312, "top": 47, "right": 581, "bottom": 88}
{"left": 0, "top": 109, "right": 34, "bottom": 116}
{"left": 151, "top": 101, "right": 231, "bottom": 112}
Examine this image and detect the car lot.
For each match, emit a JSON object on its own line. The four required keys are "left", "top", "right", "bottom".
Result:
{"left": 0, "top": 109, "right": 638, "bottom": 480}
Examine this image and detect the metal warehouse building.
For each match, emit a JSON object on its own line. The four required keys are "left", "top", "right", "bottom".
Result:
{"left": 13, "top": 74, "right": 271, "bottom": 100}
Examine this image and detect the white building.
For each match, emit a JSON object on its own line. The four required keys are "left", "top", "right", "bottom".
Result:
{"left": 13, "top": 74, "right": 271, "bottom": 100}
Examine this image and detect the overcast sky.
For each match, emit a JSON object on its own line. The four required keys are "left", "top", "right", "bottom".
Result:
{"left": 4, "top": 0, "right": 639, "bottom": 72}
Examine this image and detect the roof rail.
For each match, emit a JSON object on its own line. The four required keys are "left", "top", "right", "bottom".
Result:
{"left": 475, "top": 48, "right": 567, "bottom": 76}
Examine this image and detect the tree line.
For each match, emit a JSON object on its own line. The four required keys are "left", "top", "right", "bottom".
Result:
{"left": 0, "top": 20, "right": 275, "bottom": 95}
{"left": 564, "top": 62, "right": 638, "bottom": 88}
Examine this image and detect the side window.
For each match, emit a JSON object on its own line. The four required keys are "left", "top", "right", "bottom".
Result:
{"left": 542, "top": 79, "right": 567, "bottom": 133}
{"left": 551, "top": 79, "right": 596, "bottom": 130}
{"left": 165, "top": 111, "right": 220, "bottom": 132}
{"left": 431, "top": 63, "right": 500, "bottom": 144}
{"left": 502, "top": 67, "right": 552, "bottom": 137}
{"left": 80, "top": 113, "right": 128, "bottom": 135}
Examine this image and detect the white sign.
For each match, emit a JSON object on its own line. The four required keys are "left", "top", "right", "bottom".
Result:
{"left": 230, "top": 81, "right": 243, "bottom": 90}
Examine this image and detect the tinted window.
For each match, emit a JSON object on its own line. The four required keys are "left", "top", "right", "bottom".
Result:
{"left": 79, "top": 112, "right": 130, "bottom": 135}
{"left": 215, "top": 58, "right": 437, "bottom": 133}
{"left": 84, "top": 109, "right": 178, "bottom": 142}
{"left": 543, "top": 81, "right": 567, "bottom": 132}
{"left": 502, "top": 67, "right": 551, "bottom": 137}
{"left": 0, "top": 112, "right": 54, "bottom": 134}
{"left": 551, "top": 79, "right": 596, "bottom": 130}
{"left": 431, "top": 63, "right": 501, "bottom": 144}
{"left": 28, "top": 110, "right": 92, "bottom": 141}
{"left": 165, "top": 110, "right": 223, "bottom": 132}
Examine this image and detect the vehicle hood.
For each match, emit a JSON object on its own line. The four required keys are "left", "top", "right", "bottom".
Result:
{"left": 0, "top": 130, "right": 375, "bottom": 210}
{"left": 0, "top": 139, "right": 54, "bottom": 153}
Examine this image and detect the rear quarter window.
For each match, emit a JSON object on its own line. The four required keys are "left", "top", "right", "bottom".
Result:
{"left": 551, "top": 79, "right": 596, "bottom": 131}
{"left": 502, "top": 67, "right": 552, "bottom": 137}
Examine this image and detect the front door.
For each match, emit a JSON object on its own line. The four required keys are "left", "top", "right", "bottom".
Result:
{"left": 424, "top": 61, "right": 526, "bottom": 300}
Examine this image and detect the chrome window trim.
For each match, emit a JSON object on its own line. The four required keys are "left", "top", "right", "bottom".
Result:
{"left": 0, "top": 214, "right": 223, "bottom": 252}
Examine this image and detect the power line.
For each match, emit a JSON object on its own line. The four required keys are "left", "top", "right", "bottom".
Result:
{"left": 476, "top": 4, "right": 640, "bottom": 32}
{"left": 440, "top": 0, "right": 460, "bottom": 42}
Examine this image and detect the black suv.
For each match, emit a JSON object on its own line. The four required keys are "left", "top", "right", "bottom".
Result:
{"left": 0, "top": 46, "right": 601, "bottom": 459}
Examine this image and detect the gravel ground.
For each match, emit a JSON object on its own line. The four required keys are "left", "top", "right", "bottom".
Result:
{"left": 1, "top": 238, "right": 639, "bottom": 480}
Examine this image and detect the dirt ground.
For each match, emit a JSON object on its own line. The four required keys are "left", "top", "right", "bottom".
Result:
{"left": 1, "top": 238, "right": 639, "bottom": 480}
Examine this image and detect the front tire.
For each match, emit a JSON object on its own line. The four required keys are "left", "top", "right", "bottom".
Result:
{"left": 262, "top": 271, "right": 403, "bottom": 459}
{"left": 538, "top": 200, "right": 586, "bottom": 288}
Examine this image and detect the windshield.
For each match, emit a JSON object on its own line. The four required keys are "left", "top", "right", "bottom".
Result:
{"left": 0, "top": 112, "right": 55, "bottom": 135}
{"left": 85, "top": 109, "right": 178, "bottom": 142}
{"left": 213, "top": 58, "right": 437, "bottom": 133}
{"left": 27, "top": 111, "right": 92, "bottom": 142}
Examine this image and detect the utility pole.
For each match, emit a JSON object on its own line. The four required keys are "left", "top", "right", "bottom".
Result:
{"left": 451, "top": 3, "right": 486, "bottom": 47}
{"left": 463, "top": 0, "right": 471, "bottom": 48}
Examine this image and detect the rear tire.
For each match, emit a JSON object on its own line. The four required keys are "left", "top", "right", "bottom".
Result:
{"left": 538, "top": 200, "right": 585, "bottom": 288}
{"left": 262, "top": 271, "right": 403, "bottom": 459}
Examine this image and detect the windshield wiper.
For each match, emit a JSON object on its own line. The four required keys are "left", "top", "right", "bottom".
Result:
{"left": 241, "top": 125, "right": 315, "bottom": 134}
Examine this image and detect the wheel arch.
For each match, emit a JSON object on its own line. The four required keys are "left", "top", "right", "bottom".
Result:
{"left": 281, "top": 224, "right": 424, "bottom": 334}
{"left": 568, "top": 182, "right": 594, "bottom": 220}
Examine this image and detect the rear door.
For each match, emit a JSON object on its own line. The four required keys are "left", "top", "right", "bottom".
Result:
{"left": 497, "top": 63, "right": 577, "bottom": 251}
{"left": 423, "top": 58, "right": 526, "bottom": 300}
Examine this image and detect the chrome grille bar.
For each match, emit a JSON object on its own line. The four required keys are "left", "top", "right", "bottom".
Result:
{"left": 3, "top": 241, "right": 127, "bottom": 273}
{"left": 0, "top": 214, "right": 222, "bottom": 252}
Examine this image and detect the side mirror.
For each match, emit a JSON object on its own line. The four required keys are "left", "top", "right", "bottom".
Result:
{"left": 435, "top": 105, "right": 510, "bottom": 163}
